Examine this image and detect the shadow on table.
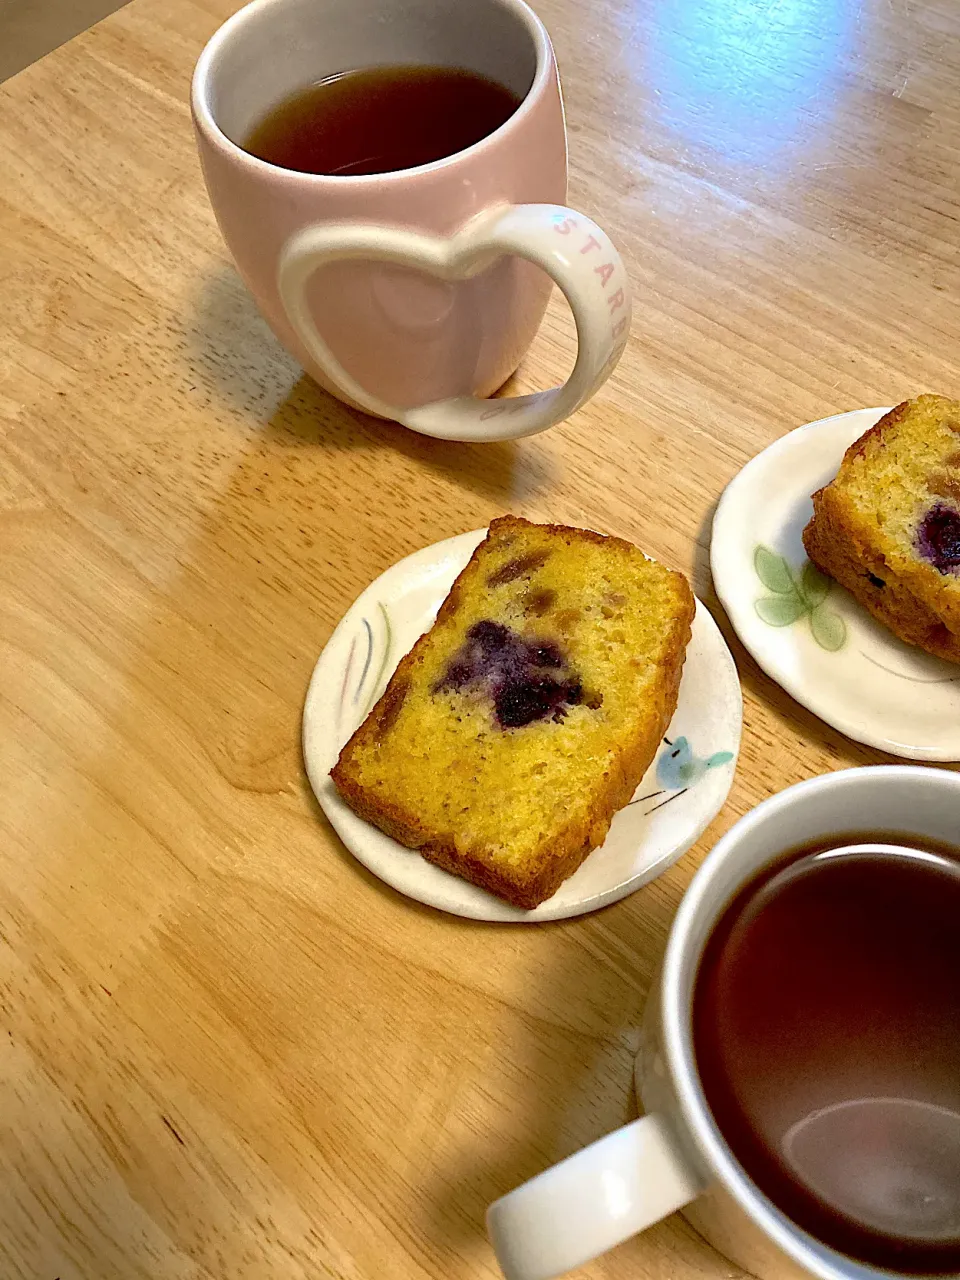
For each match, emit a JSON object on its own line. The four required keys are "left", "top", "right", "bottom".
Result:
{"left": 181, "top": 264, "right": 557, "bottom": 509}
{"left": 416, "top": 910, "right": 647, "bottom": 1270}
{"left": 410, "top": 890, "right": 758, "bottom": 1279}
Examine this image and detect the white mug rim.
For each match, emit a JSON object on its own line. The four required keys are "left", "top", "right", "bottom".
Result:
{"left": 190, "top": 0, "right": 555, "bottom": 186}
{"left": 661, "top": 764, "right": 960, "bottom": 1280}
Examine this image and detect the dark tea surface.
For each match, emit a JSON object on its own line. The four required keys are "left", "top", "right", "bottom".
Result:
{"left": 693, "top": 835, "right": 960, "bottom": 1273}
{"left": 243, "top": 65, "right": 522, "bottom": 177}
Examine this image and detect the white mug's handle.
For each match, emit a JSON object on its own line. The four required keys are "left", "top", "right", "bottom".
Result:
{"left": 486, "top": 1114, "right": 703, "bottom": 1280}
{"left": 276, "top": 204, "right": 631, "bottom": 442}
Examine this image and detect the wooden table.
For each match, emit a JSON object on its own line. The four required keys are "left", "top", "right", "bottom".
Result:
{"left": 1, "top": 0, "right": 958, "bottom": 1275}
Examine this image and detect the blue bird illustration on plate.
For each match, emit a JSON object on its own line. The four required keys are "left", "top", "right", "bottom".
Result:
{"left": 657, "top": 736, "right": 734, "bottom": 789}
{"left": 629, "top": 736, "right": 734, "bottom": 815}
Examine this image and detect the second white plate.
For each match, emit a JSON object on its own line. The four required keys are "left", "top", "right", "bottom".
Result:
{"left": 711, "top": 407, "right": 960, "bottom": 760}
{"left": 304, "top": 529, "right": 742, "bottom": 921}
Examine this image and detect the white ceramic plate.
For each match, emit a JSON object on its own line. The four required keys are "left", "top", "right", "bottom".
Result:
{"left": 712, "top": 407, "right": 960, "bottom": 761}
{"left": 303, "top": 530, "right": 742, "bottom": 921}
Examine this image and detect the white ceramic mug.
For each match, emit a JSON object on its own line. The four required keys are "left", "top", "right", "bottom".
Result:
{"left": 488, "top": 766, "right": 960, "bottom": 1280}
{"left": 191, "top": 0, "right": 631, "bottom": 442}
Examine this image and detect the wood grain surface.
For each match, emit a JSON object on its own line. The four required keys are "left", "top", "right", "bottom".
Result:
{"left": 1, "top": 0, "right": 958, "bottom": 1276}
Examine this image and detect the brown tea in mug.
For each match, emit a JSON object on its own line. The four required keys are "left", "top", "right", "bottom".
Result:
{"left": 693, "top": 835, "right": 960, "bottom": 1273}
{"left": 243, "top": 65, "right": 522, "bottom": 177}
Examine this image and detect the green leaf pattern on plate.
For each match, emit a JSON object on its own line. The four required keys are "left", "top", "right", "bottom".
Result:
{"left": 800, "top": 560, "right": 831, "bottom": 608}
{"left": 755, "top": 545, "right": 795, "bottom": 595}
{"left": 755, "top": 593, "right": 806, "bottom": 627}
{"left": 754, "top": 547, "right": 847, "bottom": 652}
{"left": 809, "top": 606, "right": 846, "bottom": 652}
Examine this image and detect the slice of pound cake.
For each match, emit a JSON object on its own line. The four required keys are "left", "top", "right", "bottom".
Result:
{"left": 803, "top": 395, "right": 960, "bottom": 662}
{"left": 331, "top": 516, "right": 695, "bottom": 909}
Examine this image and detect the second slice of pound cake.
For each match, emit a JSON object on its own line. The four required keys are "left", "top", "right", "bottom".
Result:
{"left": 803, "top": 395, "right": 960, "bottom": 662}
{"left": 331, "top": 516, "right": 695, "bottom": 909}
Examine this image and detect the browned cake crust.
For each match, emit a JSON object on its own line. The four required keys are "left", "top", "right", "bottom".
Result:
{"left": 331, "top": 516, "right": 694, "bottom": 909}
{"left": 802, "top": 397, "right": 960, "bottom": 663}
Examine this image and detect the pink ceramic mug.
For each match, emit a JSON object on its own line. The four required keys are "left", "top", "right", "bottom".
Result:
{"left": 191, "top": 0, "right": 631, "bottom": 442}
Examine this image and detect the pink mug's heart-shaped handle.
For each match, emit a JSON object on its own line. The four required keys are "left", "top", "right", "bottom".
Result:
{"left": 277, "top": 204, "right": 631, "bottom": 442}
